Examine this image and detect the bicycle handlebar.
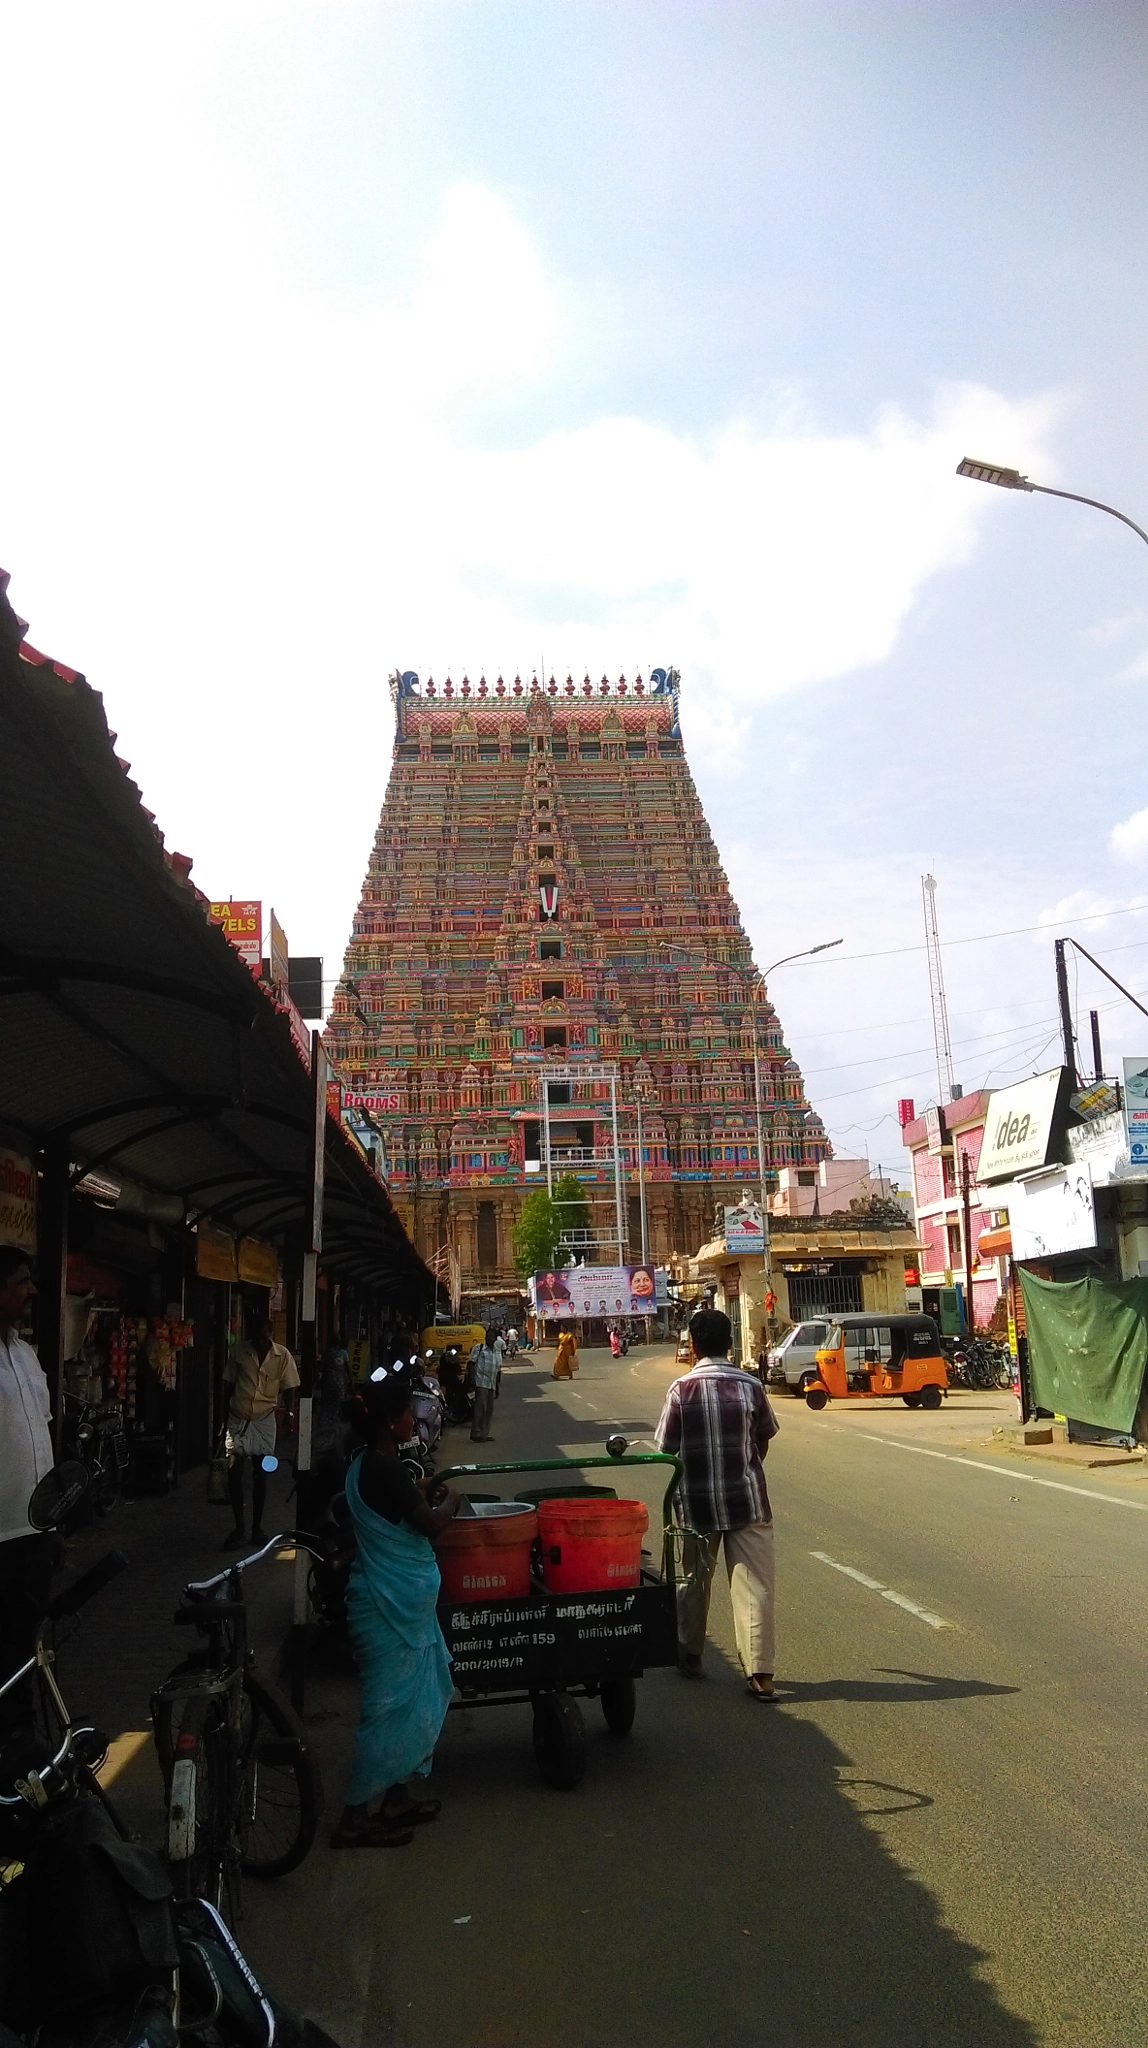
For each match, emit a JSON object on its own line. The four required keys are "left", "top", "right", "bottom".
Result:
{"left": 182, "top": 1530, "right": 321, "bottom": 1599}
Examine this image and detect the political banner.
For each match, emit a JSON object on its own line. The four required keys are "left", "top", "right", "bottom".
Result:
{"left": 533, "top": 1264, "right": 658, "bottom": 1318}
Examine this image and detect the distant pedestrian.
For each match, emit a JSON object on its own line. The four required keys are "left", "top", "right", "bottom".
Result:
{"left": 552, "top": 1328, "right": 579, "bottom": 1380}
{"left": 469, "top": 1327, "right": 502, "bottom": 1442}
{"left": 655, "top": 1306, "right": 779, "bottom": 1700}
{"left": 221, "top": 1313, "right": 299, "bottom": 1548}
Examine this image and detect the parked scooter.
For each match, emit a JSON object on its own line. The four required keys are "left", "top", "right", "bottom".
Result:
{"left": 410, "top": 1353, "right": 446, "bottom": 1462}
{"left": 0, "top": 1466, "right": 342, "bottom": 2048}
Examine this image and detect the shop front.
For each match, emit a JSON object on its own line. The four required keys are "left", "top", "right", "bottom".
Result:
{"left": 0, "top": 578, "right": 436, "bottom": 1485}
{"left": 687, "top": 1216, "right": 924, "bottom": 1365}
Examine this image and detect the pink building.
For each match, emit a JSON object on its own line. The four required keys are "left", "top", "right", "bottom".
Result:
{"left": 900, "top": 1091, "right": 1006, "bottom": 1330}
{"left": 770, "top": 1156, "right": 905, "bottom": 1218}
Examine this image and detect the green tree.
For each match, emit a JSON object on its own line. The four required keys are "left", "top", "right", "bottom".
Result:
{"left": 512, "top": 1189, "right": 563, "bottom": 1277}
{"left": 552, "top": 1172, "right": 591, "bottom": 1244}
{"left": 512, "top": 1175, "right": 593, "bottom": 1277}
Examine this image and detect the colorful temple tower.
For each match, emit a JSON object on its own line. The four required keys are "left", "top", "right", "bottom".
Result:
{"left": 326, "top": 669, "right": 828, "bottom": 1303}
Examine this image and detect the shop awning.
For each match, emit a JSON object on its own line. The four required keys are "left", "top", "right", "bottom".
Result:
{"left": 0, "top": 576, "right": 432, "bottom": 1307}
{"left": 978, "top": 1226, "right": 1013, "bottom": 1258}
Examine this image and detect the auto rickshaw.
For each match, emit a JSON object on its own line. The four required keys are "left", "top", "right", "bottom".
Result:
{"left": 803, "top": 1313, "right": 948, "bottom": 1410}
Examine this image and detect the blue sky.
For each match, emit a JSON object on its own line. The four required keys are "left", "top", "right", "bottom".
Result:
{"left": 3, "top": 2, "right": 1148, "bottom": 1173}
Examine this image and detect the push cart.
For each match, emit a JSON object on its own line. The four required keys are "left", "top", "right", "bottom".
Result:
{"left": 434, "top": 1450, "right": 683, "bottom": 1789}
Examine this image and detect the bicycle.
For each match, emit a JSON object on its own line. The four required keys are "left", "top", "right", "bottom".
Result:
{"left": 151, "top": 1534, "right": 323, "bottom": 1926}
{"left": 61, "top": 1392, "right": 129, "bottom": 1517}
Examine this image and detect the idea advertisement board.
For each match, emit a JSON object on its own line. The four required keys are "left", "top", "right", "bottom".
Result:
{"left": 977, "top": 1069, "right": 1065, "bottom": 1183}
{"left": 532, "top": 1264, "right": 658, "bottom": 1318}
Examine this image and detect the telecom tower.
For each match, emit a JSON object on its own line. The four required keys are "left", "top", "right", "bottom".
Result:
{"left": 921, "top": 873, "right": 955, "bottom": 1104}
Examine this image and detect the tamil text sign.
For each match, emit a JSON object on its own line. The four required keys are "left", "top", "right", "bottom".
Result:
{"left": 533, "top": 1265, "right": 658, "bottom": 1318}
{"left": 1122, "top": 1057, "right": 1148, "bottom": 1168}
{"left": 977, "top": 1069, "right": 1063, "bottom": 1183}
{"left": 209, "top": 900, "right": 262, "bottom": 972}
{"left": 0, "top": 1149, "right": 36, "bottom": 1252}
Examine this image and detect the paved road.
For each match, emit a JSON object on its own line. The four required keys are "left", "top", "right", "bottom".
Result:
{"left": 230, "top": 1343, "right": 1148, "bottom": 2048}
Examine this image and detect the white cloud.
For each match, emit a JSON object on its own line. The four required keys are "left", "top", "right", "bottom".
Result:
{"left": 0, "top": 12, "right": 1059, "bottom": 988}
{"left": 1111, "top": 809, "right": 1148, "bottom": 862}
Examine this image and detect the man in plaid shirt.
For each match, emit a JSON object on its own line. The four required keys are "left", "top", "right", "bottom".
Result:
{"left": 655, "top": 1306, "right": 779, "bottom": 1699}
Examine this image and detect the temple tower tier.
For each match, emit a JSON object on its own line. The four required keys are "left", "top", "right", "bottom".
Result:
{"left": 326, "top": 669, "right": 828, "bottom": 1305}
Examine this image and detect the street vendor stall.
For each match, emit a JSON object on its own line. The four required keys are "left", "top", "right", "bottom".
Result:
{"left": 433, "top": 1448, "right": 683, "bottom": 1787}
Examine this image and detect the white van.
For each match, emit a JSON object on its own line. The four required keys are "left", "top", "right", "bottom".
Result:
{"left": 766, "top": 1319, "right": 833, "bottom": 1393}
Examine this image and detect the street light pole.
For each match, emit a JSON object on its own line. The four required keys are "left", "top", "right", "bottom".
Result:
{"left": 956, "top": 459, "right": 1148, "bottom": 551}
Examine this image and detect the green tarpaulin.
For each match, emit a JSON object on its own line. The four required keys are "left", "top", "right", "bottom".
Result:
{"left": 1018, "top": 1269, "right": 1148, "bottom": 1433}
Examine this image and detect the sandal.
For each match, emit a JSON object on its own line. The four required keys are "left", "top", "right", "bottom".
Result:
{"left": 383, "top": 1797, "right": 441, "bottom": 1827}
{"left": 330, "top": 1818, "right": 414, "bottom": 1849}
{"left": 747, "top": 1674, "right": 776, "bottom": 1701}
{"left": 677, "top": 1654, "right": 704, "bottom": 1679}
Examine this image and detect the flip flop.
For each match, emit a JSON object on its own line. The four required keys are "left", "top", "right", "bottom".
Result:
{"left": 383, "top": 1797, "right": 441, "bottom": 1827}
{"left": 747, "top": 1675, "right": 776, "bottom": 1701}
{"left": 677, "top": 1655, "right": 704, "bottom": 1679}
{"left": 330, "top": 1819, "right": 414, "bottom": 1849}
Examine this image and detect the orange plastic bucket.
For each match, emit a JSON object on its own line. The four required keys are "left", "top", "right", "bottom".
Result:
{"left": 437, "top": 1503, "right": 538, "bottom": 1602}
{"left": 536, "top": 1498, "right": 649, "bottom": 1593}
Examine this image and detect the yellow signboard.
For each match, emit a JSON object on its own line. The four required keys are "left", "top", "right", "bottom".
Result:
{"left": 0, "top": 1149, "right": 36, "bottom": 1253}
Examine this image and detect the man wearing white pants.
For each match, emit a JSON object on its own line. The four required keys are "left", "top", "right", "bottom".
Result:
{"left": 655, "top": 1306, "right": 779, "bottom": 1700}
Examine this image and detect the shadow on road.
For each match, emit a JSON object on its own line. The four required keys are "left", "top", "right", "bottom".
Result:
{"left": 776, "top": 1665, "right": 1020, "bottom": 1705}
{"left": 386, "top": 1653, "right": 1039, "bottom": 2048}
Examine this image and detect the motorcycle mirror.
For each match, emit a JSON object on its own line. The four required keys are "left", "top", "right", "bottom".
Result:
{"left": 260, "top": 1455, "right": 279, "bottom": 1473}
{"left": 605, "top": 1433, "right": 629, "bottom": 1459}
{"left": 28, "top": 1459, "right": 92, "bottom": 1531}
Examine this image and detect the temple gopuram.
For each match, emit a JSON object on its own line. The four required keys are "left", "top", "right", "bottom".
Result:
{"left": 325, "top": 668, "right": 828, "bottom": 1308}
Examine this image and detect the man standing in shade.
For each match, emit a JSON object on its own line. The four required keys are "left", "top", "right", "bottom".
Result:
{"left": 221, "top": 1312, "right": 299, "bottom": 1549}
{"left": 655, "top": 1305, "right": 779, "bottom": 1700}
{"left": 0, "top": 1249, "right": 56, "bottom": 1755}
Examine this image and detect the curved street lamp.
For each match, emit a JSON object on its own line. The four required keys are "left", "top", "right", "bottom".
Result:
{"left": 956, "top": 458, "right": 1148, "bottom": 551}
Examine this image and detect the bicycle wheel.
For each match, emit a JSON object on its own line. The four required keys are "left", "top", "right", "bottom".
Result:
{"left": 161, "top": 1691, "right": 236, "bottom": 1919}
{"left": 156, "top": 1664, "right": 319, "bottom": 1884}
{"left": 238, "top": 1672, "right": 320, "bottom": 1879}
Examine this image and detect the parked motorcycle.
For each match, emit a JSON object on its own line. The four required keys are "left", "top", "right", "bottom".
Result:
{"left": 0, "top": 1466, "right": 343, "bottom": 2048}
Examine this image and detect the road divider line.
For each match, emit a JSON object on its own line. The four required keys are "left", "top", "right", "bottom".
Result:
{"left": 850, "top": 1431, "right": 1148, "bottom": 1513}
{"left": 810, "top": 1550, "right": 950, "bottom": 1628}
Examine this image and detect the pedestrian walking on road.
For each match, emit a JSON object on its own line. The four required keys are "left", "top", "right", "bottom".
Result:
{"left": 221, "top": 1313, "right": 299, "bottom": 1548}
{"left": 469, "top": 1326, "right": 502, "bottom": 1442}
{"left": 552, "top": 1327, "right": 579, "bottom": 1380}
{"left": 654, "top": 1306, "right": 779, "bottom": 1701}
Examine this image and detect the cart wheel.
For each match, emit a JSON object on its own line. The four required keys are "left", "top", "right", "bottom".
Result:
{"left": 902, "top": 1391, "right": 922, "bottom": 1408}
{"left": 532, "top": 1693, "right": 586, "bottom": 1789}
{"left": 599, "top": 1676, "right": 636, "bottom": 1737}
{"left": 920, "top": 1383, "right": 943, "bottom": 1410}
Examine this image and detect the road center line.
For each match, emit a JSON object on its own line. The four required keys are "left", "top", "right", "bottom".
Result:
{"left": 810, "top": 1550, "right": 950, "bottom": 1628}
{"left": 846, "top": 1430, "right": 1148, "bottom": 1512}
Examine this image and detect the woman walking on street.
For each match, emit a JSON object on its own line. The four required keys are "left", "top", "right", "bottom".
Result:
{"left": 552, "top": 1327, "right": 579, "bottom": 1379}
{"left": 331, "top": 1373, "right": 462, "bottom": 1849}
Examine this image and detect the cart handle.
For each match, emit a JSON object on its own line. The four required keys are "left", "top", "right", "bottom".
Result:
{"left": 436, "top": 1453, "right": 685, "bottom": 1590}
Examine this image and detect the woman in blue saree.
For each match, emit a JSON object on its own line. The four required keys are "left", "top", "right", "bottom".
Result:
{"left": 331, "top": 1372, "right": 462, "bottom": 1849}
